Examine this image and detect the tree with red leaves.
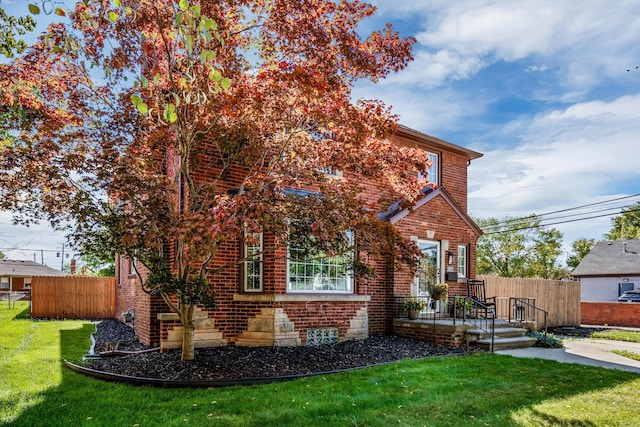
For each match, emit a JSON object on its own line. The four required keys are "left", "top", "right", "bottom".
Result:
{"left": 0, "top": 0, "right": 431, "bottom": 360}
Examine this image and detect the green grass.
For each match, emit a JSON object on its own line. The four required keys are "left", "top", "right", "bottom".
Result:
{"left": 592, "top": 329, "right": 640, "bottom": 343}
{"left": 2, "top": 301, "right": 640, "bottom": 426}
{"left": 612, "top": 349, "right": 640, "bottom": 362}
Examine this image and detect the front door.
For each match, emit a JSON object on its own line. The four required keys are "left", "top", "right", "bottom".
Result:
{"left": 415, "top": 240, "right": 440, "bottom": 297}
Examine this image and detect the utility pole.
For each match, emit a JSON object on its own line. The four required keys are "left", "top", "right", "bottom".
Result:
{"left": 59, "top": 243, "right": 65, "bottom": 271}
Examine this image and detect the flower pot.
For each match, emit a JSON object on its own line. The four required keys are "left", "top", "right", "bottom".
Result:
{"left": 408, "top": 309, "right": 420, "bottom": 320}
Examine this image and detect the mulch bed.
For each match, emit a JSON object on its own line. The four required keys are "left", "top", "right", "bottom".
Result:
{"left": 85, "top": 319, "right": 473, "bottom": 382}
{"left": 546, "top": 326, "right": 612, "bottom": 338}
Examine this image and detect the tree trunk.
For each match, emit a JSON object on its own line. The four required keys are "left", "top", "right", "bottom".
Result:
{"left": 181, "top": 305, "right": 196, "bottom": 361}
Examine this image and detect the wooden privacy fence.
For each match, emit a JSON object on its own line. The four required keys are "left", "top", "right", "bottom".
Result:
{"left": 31, "top": 276, "right": 115, "bottom": 319}
{"left": 479, "top": 275, "right": 581, "bottom": 327}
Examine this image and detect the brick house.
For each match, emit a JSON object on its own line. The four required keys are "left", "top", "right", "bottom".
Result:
{"left": 115, "top": 125, "right": 483, "bottom": 349}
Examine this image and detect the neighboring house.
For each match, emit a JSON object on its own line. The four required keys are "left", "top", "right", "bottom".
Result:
{"left": 115, "top": 125, "right": 483, "bottom": 348}
{"left": 0, "top": 259, "right": 68, "bottom": 293}
{"left": 572, "top": 240, "right": 640, "bottom": 301}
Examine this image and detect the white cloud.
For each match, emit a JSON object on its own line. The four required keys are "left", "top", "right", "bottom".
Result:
{"left": 352, "top": 83, "right": 487, "bottom": 134}
{"left": 468, "top": 94, "right": 640, "bottom": 246}
{"left": 0, "top": 211, "right": 70, "bottom": 269}
{"left": 371, "top": 0, "right": 640, "bottom": 94}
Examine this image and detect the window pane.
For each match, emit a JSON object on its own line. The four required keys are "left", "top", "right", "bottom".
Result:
{"left": 244, "top": 232, "right": 262, "bottom": 292}
{"left": 418, "top": 151, "right": 439, "bottom": 186}
{"left": 457, "top": 245, "right": 467, "bottom": 278}
{"left": 287, "top": 246, "right": 353, "bottom": 293}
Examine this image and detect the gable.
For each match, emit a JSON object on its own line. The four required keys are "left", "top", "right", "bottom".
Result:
{"left": 379, "top": 187, "right": 482, "bottom": 236}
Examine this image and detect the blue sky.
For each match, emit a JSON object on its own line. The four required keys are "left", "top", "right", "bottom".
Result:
{"left": 2, "top": 0, "right": 640, "bottom": 268}
{"left": 355, "top": 0, "right": 640, "bottom": 257}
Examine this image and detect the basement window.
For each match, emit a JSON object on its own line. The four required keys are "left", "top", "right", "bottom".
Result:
{"left": 307, "top": 328, "right": 338, "bottom": 346}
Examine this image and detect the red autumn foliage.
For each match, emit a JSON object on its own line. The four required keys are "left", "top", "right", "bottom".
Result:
{"left": 0, "top": 0, "right": 431, "bottom": 360}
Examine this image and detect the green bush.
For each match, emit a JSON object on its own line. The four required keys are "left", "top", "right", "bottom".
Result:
{"left": 528, "top": 331, "right": 563, "bottom": 348}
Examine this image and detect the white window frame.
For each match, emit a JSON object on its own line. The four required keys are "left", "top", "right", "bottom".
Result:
{"left": 243, "top": 232, "right": 263, "bottom": 292}
{"left": 457, "top": 245, "right": 467, "bottom": 279}
{"left": 0, "top": 277, "right": 8, "bottom": 289}
{"left": 23, "top": 277, "right": 31, "bottom": 289}
{"left": 319, "top": 166, "right": 343, "bottom": 178}
{"left": 419, "top": 151, "right": 439, "bottom": 186}
{"left": 287, "top": 233, "right": 354, "bottom": 294}
{"left": 128, "top": 256, "right": 137, "bottom": 276}
{"left": 414, "top": 239, "right": 441, "bottom": 297}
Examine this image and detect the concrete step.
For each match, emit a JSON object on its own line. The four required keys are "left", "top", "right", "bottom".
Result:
{"left": 467, "top": 327, "right": 527, "bottom": 341}
{"left": 476, "top": 335, "right": 538, "bottom": 351}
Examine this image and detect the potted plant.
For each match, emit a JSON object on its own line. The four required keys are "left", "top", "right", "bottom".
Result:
{"left": 403, "top": 297, "right": 425, "bottom": 320}
{"left": 450, "top": 296, "right": 472, "bottom": 318}
{"left": 429, "top": 283, "right": 448, "bottom": 301}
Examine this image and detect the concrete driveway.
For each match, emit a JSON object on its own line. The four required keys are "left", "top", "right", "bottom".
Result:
{"left": 497, "top": 338, "right": 640, "bottom": 374}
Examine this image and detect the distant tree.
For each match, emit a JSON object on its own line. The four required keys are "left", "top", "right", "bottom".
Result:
{"left": 605, "top": 202, "right": 640, "bottom": 240}
{"left": 0, "top": 8, "right": 36, "bottom": 59}
{"left": 80, "top": 251, "right": 115, "bottom": 277}
{"left": 0, "top": 250, "right": 5, "bottom": 260}
{"left": 527, "top": 228, "right": 566, "bottom": 279}
{"left": 566, "top": 238, "right": 596, "bottom": 270}
{"left": 476, "top": 215, "right": 565, "bottom": 279}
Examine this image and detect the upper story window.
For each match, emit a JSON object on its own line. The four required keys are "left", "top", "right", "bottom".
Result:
{"left": 419, "top": 151, "right": 439, "bottom": 186}
{"left": 244, "top": 232, "right": 263, "bottom": 292}
{"left": 318, "top": 166, "right": 343, "bottom": 178}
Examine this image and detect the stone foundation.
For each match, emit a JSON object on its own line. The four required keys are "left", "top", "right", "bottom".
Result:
{"left": 345, "top": 307, "right": 368, "bottom": 340}
{"left": 236, "top": 308, "right": 301, "bottom": 346}
{"left": 158, "top": 308, "right": 227, "bottom": 352}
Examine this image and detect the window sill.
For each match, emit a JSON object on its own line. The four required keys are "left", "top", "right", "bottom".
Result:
{"left": 234, "top": 293, "right": 371, "bottom": 303}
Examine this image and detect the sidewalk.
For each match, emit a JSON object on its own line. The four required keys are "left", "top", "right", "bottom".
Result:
{"left": 496, "top": 338, "right": 640, "bottom": 373}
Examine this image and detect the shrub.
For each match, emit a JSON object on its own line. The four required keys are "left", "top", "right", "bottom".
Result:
{"left": 528, "top": 331, "right": 563, "bottom": 348}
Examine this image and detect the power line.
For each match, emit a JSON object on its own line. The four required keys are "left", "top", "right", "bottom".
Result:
{"left": 482, "top": 204, "right": 637, "bottom": 231}
{"left": 480, "top": 194, "right": 640, "bottom": 232}
{"left": 482, "top": 207, "right": 640, "bottom": 235}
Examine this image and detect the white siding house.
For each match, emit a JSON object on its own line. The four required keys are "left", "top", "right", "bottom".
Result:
{"left": 572, "top": 240, "right": 640, "bottom": 302}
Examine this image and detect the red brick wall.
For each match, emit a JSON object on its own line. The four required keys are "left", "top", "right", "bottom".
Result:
{"left": 581, "top": 302, "right": 640, "bottom": 328}
{"left": 114, "top": 255, "right": 165, "bottom": 346}
{"left": 114, "top": 132, "right": 480, "bottom": 346}
{"left": 393, "top": 320, "right": 467, "bottom": 347}
{"left": 392, "top": 194, "right": 479, "bottom": 298}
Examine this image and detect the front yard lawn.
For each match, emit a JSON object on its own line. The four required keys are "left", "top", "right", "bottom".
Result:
{"left": 592, "top": 329, "right": 640, "bottom": 343}
{"left": 2, "top": 302, "right": 639, "bottom": 426}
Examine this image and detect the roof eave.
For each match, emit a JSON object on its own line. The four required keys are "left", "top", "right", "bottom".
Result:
{"left": 396, "top": 125, "right": 483, "bottom": 161}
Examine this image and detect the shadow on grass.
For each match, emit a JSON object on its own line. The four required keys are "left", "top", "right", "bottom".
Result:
{"left": 12, "top": 306, "right": 30, "bottom": 320}
{"left": 4, "top": 322, "right": 640, "bottom": 426}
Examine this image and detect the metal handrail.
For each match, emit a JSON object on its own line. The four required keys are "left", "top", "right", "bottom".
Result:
{"left": 462, "top": 297, "right": 496, "bottom": 352}
{"left": 509, "top": 297, "right": 548, "bottom": 338}
{"left": 393, "top": 295, "right": 497, "bottom": 351}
